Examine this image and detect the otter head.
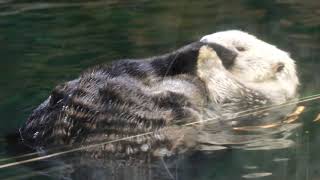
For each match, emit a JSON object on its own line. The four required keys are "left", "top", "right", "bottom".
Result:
{"left": 201, "top": 30, "right": 299, "bottom": 103}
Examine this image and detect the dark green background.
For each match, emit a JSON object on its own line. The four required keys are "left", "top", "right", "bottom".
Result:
{"left": 0, "top": 0, "right": 319, "bottom": 179}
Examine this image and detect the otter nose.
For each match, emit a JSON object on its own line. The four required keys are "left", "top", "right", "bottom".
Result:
{"left": 203, "top": 41, "right": 238, "bottom": 69}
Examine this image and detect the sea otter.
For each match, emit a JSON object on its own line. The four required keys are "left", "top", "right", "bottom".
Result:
{"left": 19, "top": 30, "right": 299, "bottom": 160}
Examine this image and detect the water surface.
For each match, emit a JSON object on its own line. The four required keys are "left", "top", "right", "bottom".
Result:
{"left": 0, "top": 0, "right": 319, "bottom": 179}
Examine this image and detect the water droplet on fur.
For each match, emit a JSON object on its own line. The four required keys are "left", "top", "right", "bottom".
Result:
{"left": 33, "top": 132, "right": 39, "bottom": 139}
{"left": 141, "top": 144, "right": 149, "bottom": 152}
{"left": 126, "top": 146, "right": 133, "bottom": 154}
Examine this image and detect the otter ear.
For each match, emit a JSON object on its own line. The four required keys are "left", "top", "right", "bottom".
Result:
{"left": 200, "top": 42, "right": 238, "bottom": 69}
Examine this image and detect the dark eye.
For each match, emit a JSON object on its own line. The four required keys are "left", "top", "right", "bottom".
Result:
{"left": 236, "top": 46, "right": 246, "bottom": 52}
{"left": 276, "top": 63, "right": 285, "bottom": 72}
{"left": 272, "top": 62, "right": 285, "bottom": 73}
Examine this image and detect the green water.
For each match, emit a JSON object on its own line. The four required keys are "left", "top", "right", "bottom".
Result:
{"left": 0, "top": 0, "right": 319, "bottom": 179}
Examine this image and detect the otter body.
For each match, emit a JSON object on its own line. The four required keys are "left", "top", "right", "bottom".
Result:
{"left": 20, "top": 30, "right": 299, "bottom": 159}
{"left": 20, "top": 42, "right": 219, "bottom": 158}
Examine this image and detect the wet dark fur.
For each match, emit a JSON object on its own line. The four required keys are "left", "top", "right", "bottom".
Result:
{"left": 19, "top": 42, "right": 238, "bottom": 159}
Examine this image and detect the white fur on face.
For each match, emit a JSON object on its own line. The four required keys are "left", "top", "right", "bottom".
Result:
{"left": 200, "top": 30, "right": 299, "bottom": 103}
{"left": 196, "top": 46, "right": 242, "bottom": 103}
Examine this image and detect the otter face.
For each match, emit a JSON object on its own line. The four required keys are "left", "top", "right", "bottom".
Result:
{"left": 201, "top": 30, "right": 299, "bottom": 102}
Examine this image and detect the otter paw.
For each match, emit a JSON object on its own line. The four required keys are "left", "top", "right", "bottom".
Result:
{"left": 197, "top": 46, "right": 224, "bottom": 70}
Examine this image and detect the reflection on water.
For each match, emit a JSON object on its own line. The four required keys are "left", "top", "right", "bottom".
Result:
{"left": 0, "top": 98, "right": 313, "bottom": 180}
{"left": 0, "top": 0, "right": 320, "bottom": 179}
